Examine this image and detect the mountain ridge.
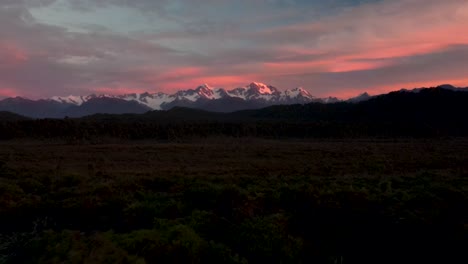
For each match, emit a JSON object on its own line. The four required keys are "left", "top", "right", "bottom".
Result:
{"left": 0, "top": 83, "right": 467, "bottom": 118}
{"left": 48, "top": 82, "right": 320, "bottom": 110}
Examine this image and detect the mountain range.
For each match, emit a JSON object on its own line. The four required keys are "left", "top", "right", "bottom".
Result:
{"left": 0, "top": 82, "right": 466, "bottom": 118}
{"left": 1, "top": 86, "right": 467, "bottom": 139}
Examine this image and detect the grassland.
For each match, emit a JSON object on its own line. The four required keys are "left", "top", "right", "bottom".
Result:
{"left": 0, "top": 138, "right": 467, "bottom": 263}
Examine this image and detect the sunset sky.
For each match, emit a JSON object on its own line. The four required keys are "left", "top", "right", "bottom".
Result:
{"left": 1, "top": 0, "right": 468, "bottom": 99}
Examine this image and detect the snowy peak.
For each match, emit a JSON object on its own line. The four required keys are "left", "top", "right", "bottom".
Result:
{"left": 283, "top": 87, "right": 314, "bottom": 99}
{"left": 195, "top": 83, "right": 221, "bottom": 99}
{"left": 232, "top": 82, "right": 282, "bottom": 100}
{"left": 227, "top": 87, "right": 248, "bottom": 99}
{"left": 122, "top": 92, "right": 175, "bottom": 110}
{"left": 175, "top": 84, "right": 225, "bottom": 101}
{"left": 50, "top": 95, "right": 94, "bottom": 105}
{"left": 196, "top": 83, "right": 214, "bottom": 90}
{"left": 247, "top": 82, "right": 278, "bottom": 95}
{"left": 175, "top": 89, "right": 200, "bottom": 102}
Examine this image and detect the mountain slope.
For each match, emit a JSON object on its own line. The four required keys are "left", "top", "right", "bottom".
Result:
{"left": 0, "top": 97, "right": 71, "bottom": 118}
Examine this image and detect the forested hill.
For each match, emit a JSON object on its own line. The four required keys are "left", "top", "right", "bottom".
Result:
{"left": 234, "top": 87, "right": 468, "bottom": 122}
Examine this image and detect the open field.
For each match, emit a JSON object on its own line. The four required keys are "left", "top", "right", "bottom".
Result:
{"left": 1, "top": 138, "right": 467, "bottom": 263}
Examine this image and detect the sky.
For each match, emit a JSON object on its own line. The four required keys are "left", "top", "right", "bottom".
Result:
{"left": 1, "top": 0, "right": 468, "bottom": 99}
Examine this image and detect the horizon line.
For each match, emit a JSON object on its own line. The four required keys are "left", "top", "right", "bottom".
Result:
{"left": 0, "top": 82, "right": 466, "bottom": 101}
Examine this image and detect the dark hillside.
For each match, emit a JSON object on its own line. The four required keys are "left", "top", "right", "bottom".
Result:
{"left": 0, "top": 111, "right": 30, "bottom": 121}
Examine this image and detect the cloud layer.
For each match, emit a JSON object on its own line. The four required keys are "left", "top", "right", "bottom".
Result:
{"left": 0, "top": 0, "right": 467, "bottom": 98}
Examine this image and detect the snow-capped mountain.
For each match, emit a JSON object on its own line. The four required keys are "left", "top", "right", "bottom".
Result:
{"left": 49, "top": 82, "right": 320, "bottom": 111}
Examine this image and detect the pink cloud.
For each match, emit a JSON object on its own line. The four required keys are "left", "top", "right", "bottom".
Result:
{"left": 262, "top": 58, "right": 390, "bottom": 75}
{"left": 154, "top": 67, "right": 206, "bottom": 82}
{"left": 249, "top": 0, "right": 468, "bottom": 74}
{"left": 0, "top": 42, "right": 28, "bottom": 65}
{"left": 91, "top": 86, "right": 148, "bottom": 95}
{"left": 184, "top": 75, "right": 254, "bottom": 88}
{"left": 155, "top": 75, "right": 256, "bottom": 91}
{"left": 0, "top": 87, "right": 18, "bottom": 98}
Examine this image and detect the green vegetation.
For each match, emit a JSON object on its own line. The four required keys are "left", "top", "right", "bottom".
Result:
{"left": 0, "top": 139, "right": 467, "bottom": 263}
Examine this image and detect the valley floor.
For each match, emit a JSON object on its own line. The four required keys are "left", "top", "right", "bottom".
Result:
{"left": 0, "top": 138, "right": 467, "bottom": 263}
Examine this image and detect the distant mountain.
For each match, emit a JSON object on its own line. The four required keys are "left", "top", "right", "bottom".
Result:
{"left": 0, "top": 96, "right": 151, "bottom": 118}
{"left": 63, "top": 97, "right": 152, "bottom": 118}
{"left": 0, "top": 97, "right": 70, "bottom": 118}
{"left": 0, "top": 83, "right": 467, "bottom": 118}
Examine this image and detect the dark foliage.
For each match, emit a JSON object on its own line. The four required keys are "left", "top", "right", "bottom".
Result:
{"left": 0, "top": 139, "right": 467, "bottom": 263}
